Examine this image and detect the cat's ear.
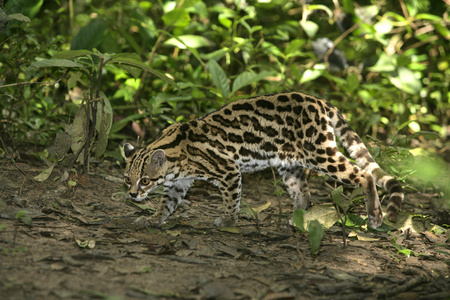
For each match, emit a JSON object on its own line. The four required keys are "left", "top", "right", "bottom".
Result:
{"left": 122, "top": 143, "right": 136, "bottom": 159}
{"left": 150, "top": 149, "right": 166, "bottom": 168}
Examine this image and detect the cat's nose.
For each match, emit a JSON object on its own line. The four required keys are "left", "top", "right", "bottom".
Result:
{"left": 129, "top": 192, "right": 138, "bottom": 198}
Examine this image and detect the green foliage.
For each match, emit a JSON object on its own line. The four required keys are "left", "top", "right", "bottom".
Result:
{"left": 308, "top": 220, "right": 324, "bottom": 254}
{"left": 0, "top": 0, "right": 448, "bottom": 194}
{"left": 293, "top": 209, "right": 324, "bottom": 254}
{"left": 15, "top": 210, "right": 32, "bottom": 226}
{"left": 390, "top": 237, "right": 427, "bottom": 258}
{"left": 293, "top": 209, "right": 306, "bottom": 233}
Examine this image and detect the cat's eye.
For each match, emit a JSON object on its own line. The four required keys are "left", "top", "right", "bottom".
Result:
{"left": 140, "top": 178, "right": 150, "bottom": 186}
{"left": 124, "top": 176, "right": 131, "bottom": 185}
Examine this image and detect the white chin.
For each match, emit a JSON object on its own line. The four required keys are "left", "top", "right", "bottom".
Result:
{"left": 133, "top": 195, "right": 147, "bottom": 202}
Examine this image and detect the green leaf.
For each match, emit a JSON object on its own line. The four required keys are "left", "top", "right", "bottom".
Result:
{"left": 164, "top": 35, "right": 213, "bottom": 49}
{"left": 71, "top": 19, "right": 108, "bottom": 50}
{"left": 299, "top": 68, "right": 323, "bottom": 84}
{"left": 293, "top": 209, "right": 307, "bottom": 233}
{"left": 162, "top": 8, "right": 190, "bottom": 28}
{"left": 231, "top": 71, "right": 274, "bottom": 93}
{"left": 253, "top": 201, "right": 271, "bottom": 214}
{"left": 206, "top": 60, "right": 230, "bottom": 99}
{"left": 346, "top": 73, "right": 360, "bottom": 94}
{"left": 342, "top": 0, "right": 355, "bottom": 14}
{"left": 108, "top": 53, "right": 142, "bottom": 78}
{"left": 6, "top": 13, "right": 30, "bottom": 22}
{"left": 374, "top": 18, "right": 393, "bottom": 35}
{"left": 285, "top": 39, "right": 306, "bottom": 57}
{"left": 368, "top": 53, "right": 396, "bottom": 72}
{"left": 218, "top": 13, "right": 233, "bottom": 28}
{"left": 27, "top": 59, "right": 84, "bottom": 71}
{"left": 15, "top": 210, "right": 32, "bottom": 226}
{"left": 331, "top": 185, "right": 344, "bottom": 209}
{"left": 308, "top": 5, "right": 333, "bottom": 18}
{"left": 342, "top": 213, "right": 365, "bottom": 227}
{"left": 68, "top": 72, "right": 83, "bottom": 90}
{"left": 4, "top": 0, "right": 43, "bottom": 18}
{"left": 308, "top": 220, "right": 323, "bottom": 254}
{"left": 53, "top": 50, "right": 97, "bottom": 60}
{"left": 110, "top": 113, "right": 145, "bottom": 134}
{"left": 388, "top": 67, "right": 422, "bottom": 94}
{"left": 301, "top": 20, "right": 319, "bottom": 38}
{"left": 109, "top": 57, "right": 179, "bottom": 89}
{"left": 70, "top": 106, "right": 88, "bottom": 165}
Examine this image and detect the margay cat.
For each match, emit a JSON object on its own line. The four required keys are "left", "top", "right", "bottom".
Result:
{"left": 123, "top": 92, "right": 404, "bottom": 229}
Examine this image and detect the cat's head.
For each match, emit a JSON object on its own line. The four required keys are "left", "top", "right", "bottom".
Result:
{"left": 122, "top": 143, "right": 167, "bottom": 201}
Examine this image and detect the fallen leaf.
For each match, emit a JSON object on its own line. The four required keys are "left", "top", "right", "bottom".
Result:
{"left": 33, "top": 163, "right": 55, "bottom": 182}
{"left": 217, "top": 226, "right": 241, "bottom": 234}
{"left": 303, "top": 204, "right": 339, "bottom": 230}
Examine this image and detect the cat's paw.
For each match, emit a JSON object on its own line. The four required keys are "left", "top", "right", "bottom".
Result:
{"left": 214, "top": 216, "right": 237, "bottom": 227}
{"left": 134, "top": 216, "right": 161, "bottom": 228}
{"left": 368, "top": 211, "right": 383, "bottom": 229}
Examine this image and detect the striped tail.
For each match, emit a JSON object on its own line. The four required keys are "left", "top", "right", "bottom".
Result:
{"left": 332, "top": 111, "right": 404, "bottom": 222}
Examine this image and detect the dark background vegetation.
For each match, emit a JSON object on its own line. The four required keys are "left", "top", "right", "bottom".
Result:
{"left": 1, "top": 0, "right": 448, "bottom": 203}
{"left": 0, "top": 1, "right": 449, "bottom": 299}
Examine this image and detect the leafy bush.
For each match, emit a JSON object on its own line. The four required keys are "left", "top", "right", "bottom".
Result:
{"left": 0, "top": 0, "right": 448, "bottom": 198}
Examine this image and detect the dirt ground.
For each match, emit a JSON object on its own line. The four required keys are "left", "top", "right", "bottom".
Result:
{"left": 0, "top": 155, "right": 449, "bottom": 300}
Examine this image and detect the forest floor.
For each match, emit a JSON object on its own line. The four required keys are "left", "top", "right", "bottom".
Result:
{"left": 0, "top": 155, "right": 449, "bottom": 300}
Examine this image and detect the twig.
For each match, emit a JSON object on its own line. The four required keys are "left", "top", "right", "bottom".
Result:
{"left": 322, "top": 22, "right": 360, "bottom": 69}
{"left": 10, "top": 158, "right": 37, "bottom": 184}
{"left": 0, "top": 76, "right": 65, "bottom": 89}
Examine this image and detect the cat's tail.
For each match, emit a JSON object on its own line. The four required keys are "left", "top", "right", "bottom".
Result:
{"left": 332, "top": 111, "right": 404, "bottom": 222}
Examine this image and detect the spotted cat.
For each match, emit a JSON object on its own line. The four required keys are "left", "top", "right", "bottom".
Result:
{"left": 122, "top": 92, "right": 404, "bottom": 228}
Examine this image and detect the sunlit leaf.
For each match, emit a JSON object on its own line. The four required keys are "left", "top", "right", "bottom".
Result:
{"left": 164, "top": 35, "right": 213, "bottom": 49}
{"left": 308, "top": 5, "right": 333, "bottom": 18}
{"left": 33, "top": 163, "right": 55, "bottom": 182}
{"left": 388, "top": 67, "right": 422, "bottom": 94}
{"left": 304, "top": 204, "right": 339, "bottom": 230}
{"left": 300, "top": 20, "right": 319, "bottom": 38}
{"left": 368, "top": 53, "right": 396, "bottom": 72}
{"left": 162, "top": 8, "right": 190, "bottom": 28}
{"left": 374, "top": 18, "right": 393, "bottom": 35}
{"left": 109, "top": 56, "right": 179, "bottom": 89}
{"left": 299, "top": 68, "right": 322, "bottom": 84}
{"left": 253, "top": 201, "right": 271, "bottom": 214}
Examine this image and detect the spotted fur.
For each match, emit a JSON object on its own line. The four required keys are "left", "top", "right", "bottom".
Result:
{"left": 122, "top": 92, "right": 404, "bottom": 228}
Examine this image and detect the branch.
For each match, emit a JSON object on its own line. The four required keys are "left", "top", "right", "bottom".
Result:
{"left": 0, "top": 75, "right": 65, "bottom": 89}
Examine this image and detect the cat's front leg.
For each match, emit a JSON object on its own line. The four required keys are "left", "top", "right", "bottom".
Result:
{"left": 134, "top": 179, "right": 193, "bottom": 227}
